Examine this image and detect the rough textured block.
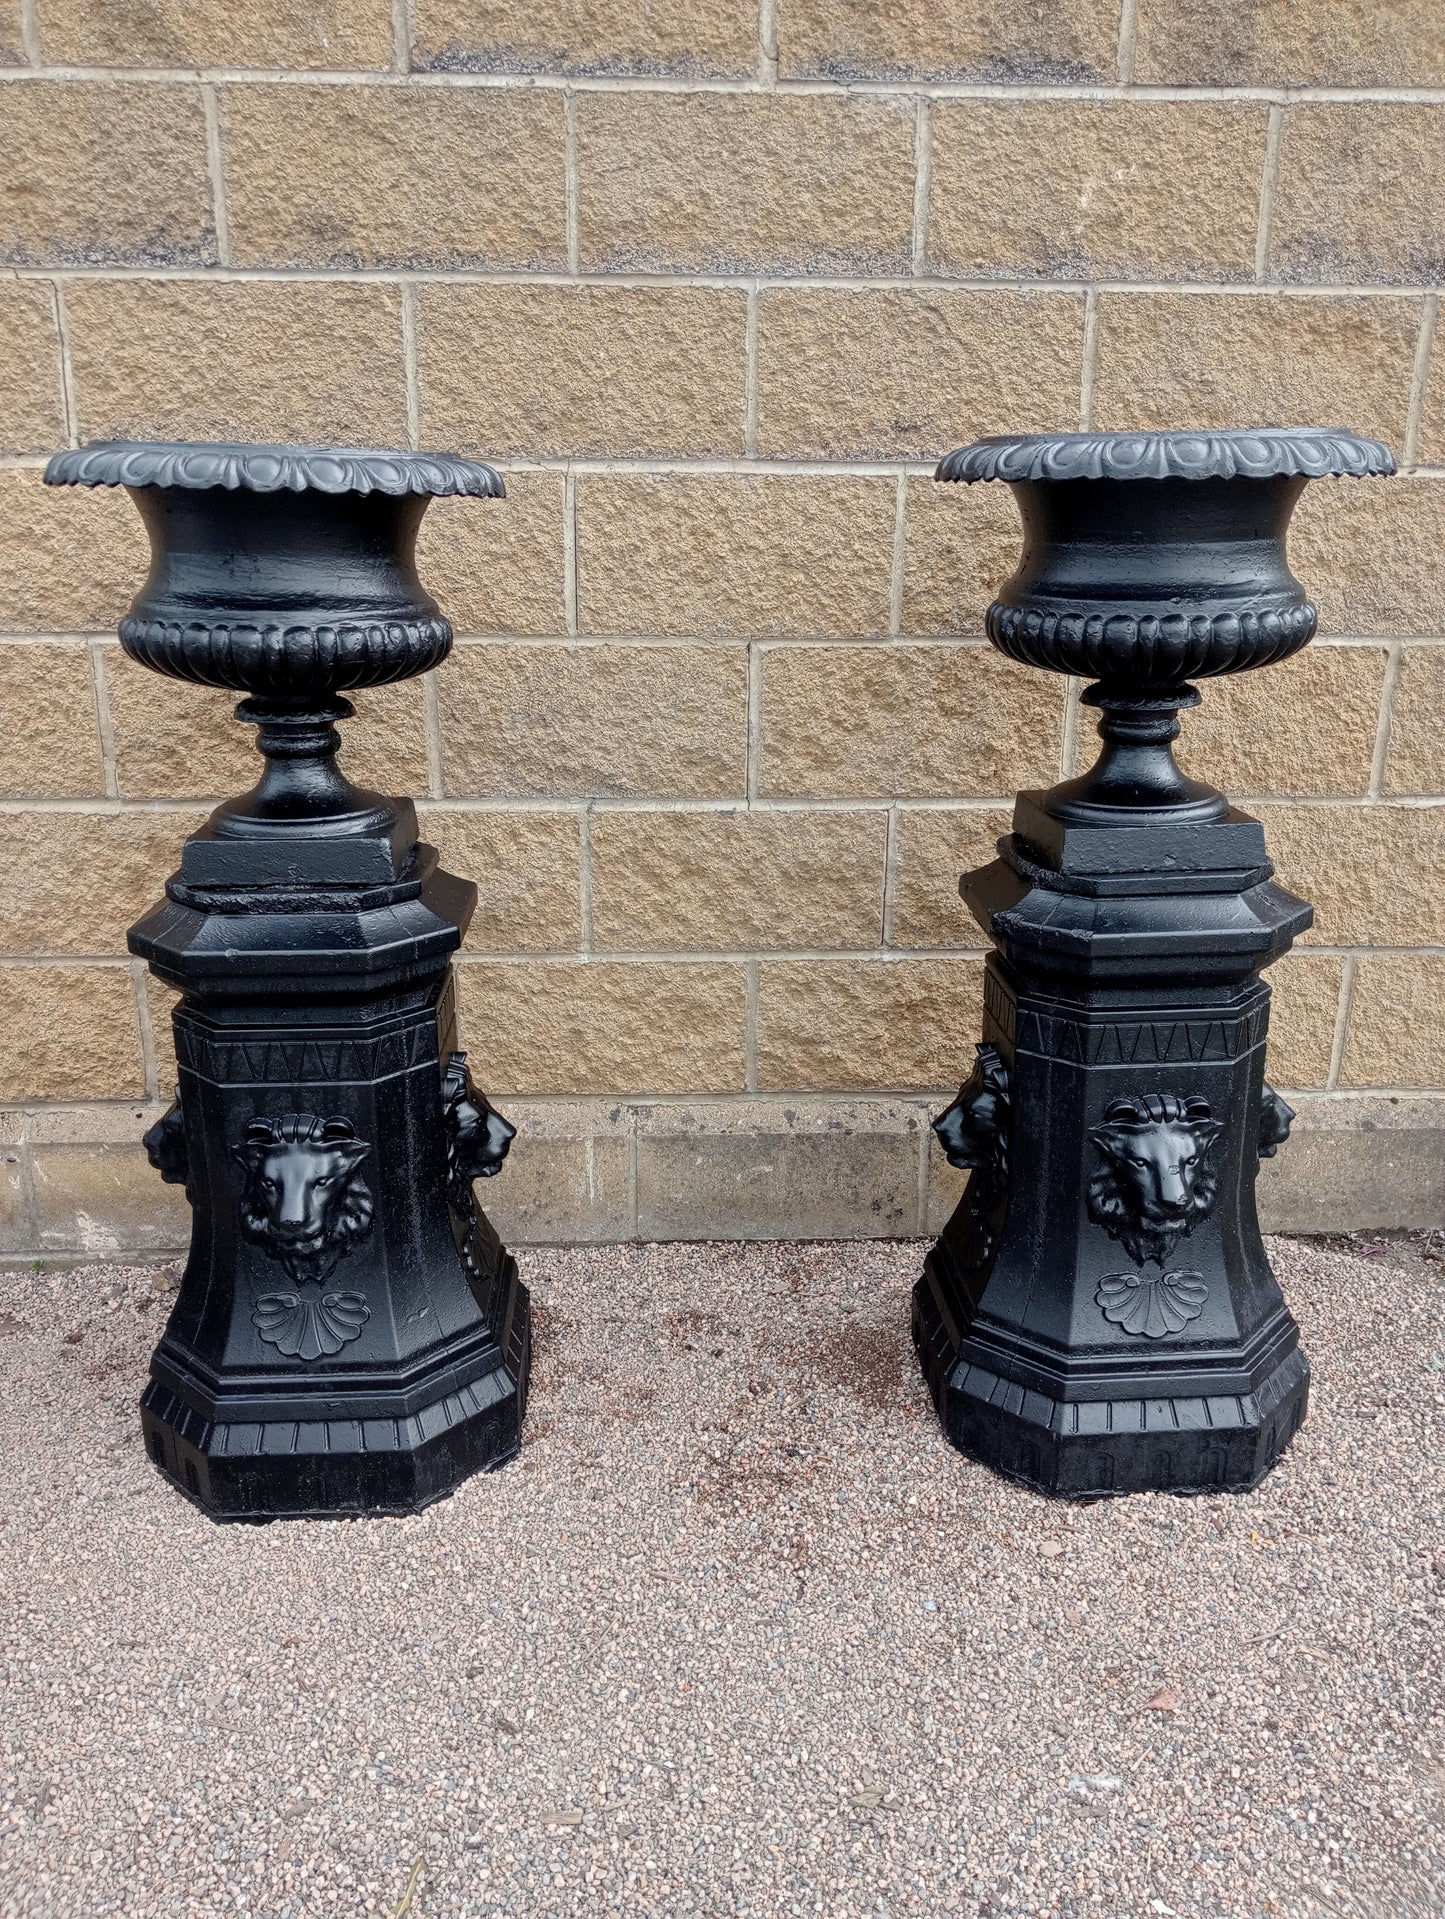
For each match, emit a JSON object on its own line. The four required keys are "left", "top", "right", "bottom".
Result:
{"left": 1270, "top": 107, "right": 1445, "bottom": 284}
{"left": 1135, "top": 0, "right": 1445, "bottom": 89}
{"left": 0, "top": 283, "right": 64, "bottom": 454}
{"left": 777, "top": 0, "right": 1118, "bottom": 81}
{"left": 31, "top": 1144, "right": 190, "bottom": 1254}
{"left": 590, "top": 808, "right": 887, "bottom": 951}
{"left": 890, "top": 807, "right": 1014, "bottom": 948}
{"left": 0, "top": 4, "right": 23, "bottom": 62}
{"left": 1092, "top": 295, "right": 1420, "bottom": 448}
{"left": 577, "top": 475, "right": 896, "bottom": 638}
{"left": 41, "top": 0, "right": 395, "bottom": 67}
{"left": 635, "top": 1099, "right": 922, "bottom": 1239}
{"left": 0, "top": 811, "right": 205, "bottom": 954}
{"left": 223, "top": 85, "right": 566, "bottom": 270}
{"left": 482, "top": 1101, "right": 632, "bottom": 1245}
{"left": 0, "top": 1139, "right": 28, "bottom": 1253}
{"left": 1263, "top": 953, "right": 1344, "bottom": 1091}
{"left": 0, "top": 83, "right": 214, "bottom": 267}
{"left": 1384, "top": 646, "right": 1445, "bottom": 797}
{"left": 1176, "top": 646, "right": 1388, "bottom": 798}
{"left": 1257, "top": 1094, "right": 1445, "bottom": 1232}
{"left": 67, "top": 280, "right": 406, "bottom": 447}
{"left": 1260, "top": 803, "right": 1445, "bottom": 947}
{"left": 418, "top": 475, "right": 566, "bottom": 638}
{"left": 412, "top": 0, "right": 756, "bottom": 75}
{"left": 1290, "top": 479, "right": 1445, "bottom": 639}
{"left": 439, "top": 644, "right": 747, "bottom": 799}
{"left": 757, "top": 288, "right": 1082, "bottom": 459}
{"left": 147, "top": 975, "right": 180, "bottom": 1095}
{"left": 929, "top": 102, "right": 1266, "bottom": 281}
{"left": 107, "top": 656, "right": 429, "bottom": 800}
{"left": 757, "top": 957, "right": 986, "bottom": 1091}
{"left": 0, "top": 470, "right": 143, "bottom": 634}
{"left": 760, "top": 646, "right": 1063, "bottom": 800}
{"left": 420, "top": 285, "right": 747, "bottom": 459}
{"left": 418, "top": 807, "right": 582, "bottom": 953}
{"left": 1342, "top": 957, "right": 1445, "bottom": 1089}
{"left": 0, "top": 644, "right": 104, "bottom": 797}
{"left": 901, "top": 477, "right": 1026, "bottom": 637}
{"left": 457, "top": 959, "right": 747, "bottom": 1095}
{"left": 0, "top": 966, "right": 143, "bottom": 1099}
{"left": 577, "top": 92, "right": 916, "bottom": 274}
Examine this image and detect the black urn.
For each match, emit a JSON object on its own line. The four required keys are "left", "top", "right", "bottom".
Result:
{"left": 45, "top": 441, "right": 529, "bottom": 1522}
{"left": 913, "top": 429, "right": 1395, "bottom": 1498}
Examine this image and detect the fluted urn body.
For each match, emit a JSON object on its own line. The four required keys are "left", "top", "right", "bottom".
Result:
{"left": 45, "top": 442, "right": 529, "bottom": 1521}
{"left": 914, "top": 429, "right": 1394, "bottom": 1498}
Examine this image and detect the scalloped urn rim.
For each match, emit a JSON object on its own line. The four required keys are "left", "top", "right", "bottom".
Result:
{"left": 936, "top": 428, "right": 1396, "bottom": 486}
{"left": 44, "top": 440, "right": 505, "bottom": 499}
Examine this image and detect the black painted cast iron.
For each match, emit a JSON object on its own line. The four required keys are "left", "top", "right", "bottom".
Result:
{"left": 914, "top": 429, "right": 1395, "bottom": 1498}
{"left": 45, "top": 442, "right": 529, "bottom": 1521}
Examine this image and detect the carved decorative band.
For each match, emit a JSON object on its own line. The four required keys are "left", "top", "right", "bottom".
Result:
{"left": 46, "top": 440, "right": 504, "bottom": 499}
{"left": 119, "top": 615, "right": 453, "bottom": 690}
{"left": 938, "top": 429, "right": 1396, "bottom": 486}
{"left": 985, "top": 599, "right": 1316, "bottom": 680}
{"left": 1016, "top": 1005, "right": 1269, "bottom": 1066}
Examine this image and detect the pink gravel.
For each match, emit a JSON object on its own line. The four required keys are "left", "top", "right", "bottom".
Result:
{"left": 0, "top": 1234, "right": 1442, "bottom": 1918}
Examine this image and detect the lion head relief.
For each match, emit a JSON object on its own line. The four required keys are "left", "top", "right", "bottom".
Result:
{"left": 235, "top": 1113, "right": 374, "bottom": 1285}
{"left": 441, "top": 1052, "right": 516, "bottom": 1219}
{"left": 1087, "top": 1092, "right": 1221, "bottom": 1268}
{"left": 932, "top": 1043, "right": 1010, "bottom": 1188}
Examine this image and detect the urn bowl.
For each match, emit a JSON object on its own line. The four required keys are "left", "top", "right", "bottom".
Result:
{"left": 937, "top": 429, "right": 1395, "bottom": 690}
{"left": 44, "top": 440, "right": 504, "bottom": 698}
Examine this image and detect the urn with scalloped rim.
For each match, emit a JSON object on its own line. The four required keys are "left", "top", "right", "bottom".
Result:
{"left": 913, "top": 428, "right": 1394, "bottom": 1499}
{"left": 45, "top": 442, "right": 530, "bottom": 1522}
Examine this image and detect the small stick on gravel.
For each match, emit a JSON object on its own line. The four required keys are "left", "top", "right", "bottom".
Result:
{"left": 392, "top": 1853, "right": 427, "bottom": 1918}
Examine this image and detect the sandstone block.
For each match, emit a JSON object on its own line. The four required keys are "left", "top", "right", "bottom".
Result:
{"left": 457, "top": 959, "right": 747, "bottom": 1095}
{"left": 0, "top": 810, "right": 206, "bottom": 954}
{"left": 1341, "top": 956, "right": 1445, "bottom": 1089}
{"left": 0, "top": 643, "right": 104, "bottom": 796}
{"left": 1092, "top": 294, "right": 1419, "bottom": 448}
{"left": 757, "top": 288, "right": 1082, "bottom": 459}
{"left": 1176, "top": 645, "right": 1388, "bottom": 798}
{"left": 0, "top": 283, "right": 65, "bottom": 454}
{"left": 420, "top": 284, "right": 746, "bottom": 459}
{"left": 577, "top": 91, "right": 916, "bottom": 274}
{"left": 1384, "top": 646, "right": 1445, "bottom": 797}
{"left": 1133, "top": 0, "right": 1445, "bottom": 85}
{"left": 31, "top": 1143, "right": 190, "bottom": 1254}
{"left": 418, "top": 807, "right": 582, "bottom": 953}
{"left": 1263, "top": 953, "right": 1344, "bottom": 1090}
{"left": 635, "top": 1099, "right": 922, "bottom": 1239}
{"left": 1259, "top": 803, "right": 1445, "bottom": 947}
{"left": 890, "top": 807, "right": 1014, "bottom": 949}
{"left": 67, "top": 280, "right": 406, "bottom": 447}
{"left": 759, "top": 645, "right": 1062, "bottom": 800}
{"left": 418, "top": 474, "right": 567, "bottom": 638}
{"left": 901, "top": 476, "right": 1027, "bottom": 637}
{"left": 1290, "top": 478, "right": 1444, "bottom": 638}
{"left": 777, "top": 0, "right": 1118, "bottom": 82}
{"left": 577, "top": 474, "right": 896, "bottom": 638}
{"left": 439, "top": 644, "right": 747, "bottom": 799}
{"left": 223, "top": 84, "right": 566, "bottom": 270}
{"left": 757, "top": 956, "right": 985, "bottom": 1091}
{"left": 929, "top": 102, "right": 1266, "bottom": 281}
{"left": 0, "top": 470, "right": 144, "bottom": 634}
{"left": 0, "top": 965, "right": 144, "bottom": 1099}
{"left": 0, "top": 82, "right": 213, "bottom": 268}
{"left": 41, "top": 0, "right": 394, "bottom": 67}
{"left": 590, "top": 808, "right": 887, "bottom": 951}
{"left": 413, "top": 0, "right": 756, "bottom": 75}
{"left": 481, "top": 1101, "right": 632, "bottom": 1245}
{"left": 1270, "top": 106, "right": 1445, "bottom": 284}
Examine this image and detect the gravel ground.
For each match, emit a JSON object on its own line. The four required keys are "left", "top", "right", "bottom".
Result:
{"left": 0, "top": 1235, "right": 1442, "bottom": 1919}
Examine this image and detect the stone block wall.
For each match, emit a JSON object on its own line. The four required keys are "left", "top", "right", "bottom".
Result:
{"left": 0, "top": 0, "right": 1441, "bottom": 1253}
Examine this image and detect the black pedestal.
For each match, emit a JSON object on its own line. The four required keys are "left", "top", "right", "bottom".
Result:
{"left": 46, "top": 440, "right": 528, "bottom": 1521}
{"left": 913, "top": 429, "right": 1395, "bottom": 1498}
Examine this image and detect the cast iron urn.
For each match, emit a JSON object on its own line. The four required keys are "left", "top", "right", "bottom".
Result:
{"left": 45, "top": 441, "right": 529, "bottom": 1521}
{"left": 913, "top": 429, "right": 1395, "bottom": 1498}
